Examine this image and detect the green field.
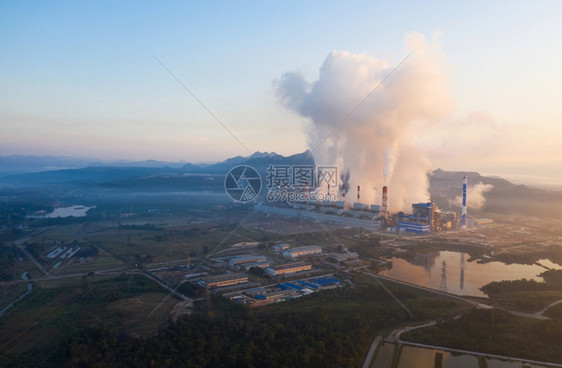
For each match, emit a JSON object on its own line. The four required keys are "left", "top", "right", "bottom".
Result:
{"left": 18, "top": 213, "right": 290, "bottom": 277}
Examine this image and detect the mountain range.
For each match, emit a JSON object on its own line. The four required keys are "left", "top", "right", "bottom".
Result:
{"left": 1, "top": 151, "right": 561, "bottom": 217}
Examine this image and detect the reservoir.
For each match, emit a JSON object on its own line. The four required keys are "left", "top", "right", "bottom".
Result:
{"left": 378, "top": 251, "right": 562, "bottom": 297}
{"left": 46, "top": 205, "right": 93, "bottom": 218}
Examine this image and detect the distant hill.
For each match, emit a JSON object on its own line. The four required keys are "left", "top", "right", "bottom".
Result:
{"left": 0, "top": 155, "right": 188, "bottom": 177}
{"left": 0, "top": 151, "right": 314, "bottom": 190}
{"left": 1, "top": 152, "right": 561, "bottom": 217}
{"left": 179, "top": 151, "right": 313, "bottom": 174}
{"left": 429, "top": 169, "right": 562, "bottom": 217}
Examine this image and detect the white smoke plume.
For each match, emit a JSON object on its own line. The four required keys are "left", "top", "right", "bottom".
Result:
{"left": 450, "top": 182, "right": 494, "bottom": 210}
{"left": 275, "top": 32, "right": 454, "bottom": 211}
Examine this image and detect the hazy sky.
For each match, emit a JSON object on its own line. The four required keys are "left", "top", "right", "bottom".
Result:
{"left": 1, "top": 1, "right": 561, "bottom": 185}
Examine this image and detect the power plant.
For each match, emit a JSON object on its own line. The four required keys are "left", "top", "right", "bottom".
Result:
{"left": 256, "top": 176, "right": 472, "bottom": 235}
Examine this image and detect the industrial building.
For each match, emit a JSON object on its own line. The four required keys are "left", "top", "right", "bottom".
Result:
{"left": 442, "top": 211, "right": 457, "bottom": 230}
{"left": 254, "top": 203, "right": 382, "bottom": 231}
{"left": 262, "top": 288, "right": 301, "bottom": 301}
{"left": 199, "top": 273, "right": 248, "bottom": 288}
{"left": 265, "top": 262, "right": 312, "bottom": 276}
{"left": 330, "top": 252, "right": 359, "bottom": 262}
{"left": 398, "top": 202, "right": 442, "bottom": 234}
{"left": 257, "top": 176, "right": 474, "bottom": 235}
{"left": 242, "top": 261, "right": 271, "bottom": 270}
{"left": 474, "top": 218, "right": 494, "bottom": 226}
{"left": 282, "top": 245, "right": 322, "bottom": 259}
{"left": 272, "top": 243, "right": 290, "bottom": 252}
{"left": 229, "top": 255, "right": 267, "bottom": 267}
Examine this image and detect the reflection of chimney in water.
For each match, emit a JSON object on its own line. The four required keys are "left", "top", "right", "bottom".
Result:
{"left": 460, "top": 252, "right": 465, "bottom": 290}
{"left": 462, "top": 176, "right": 467, "bottom": 229}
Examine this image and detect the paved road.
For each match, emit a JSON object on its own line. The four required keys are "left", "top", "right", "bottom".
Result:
{"left": 507, "top": 299, "right": 562, "bottom": 320}
{"left": 537, "top": 299, "right": 562, "bottom": 315}
{"left": 15, "top": 231, "right": 51, "bottom": 278}
{"left": 361, "top": 336, "right": 381, "bottom": 368}
{"left": 393, "top": 321, "right": 436, "bottom": 342}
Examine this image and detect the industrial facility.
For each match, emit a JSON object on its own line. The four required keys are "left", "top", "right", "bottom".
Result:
{"left": 229, "top": 255, "right": 267, "bottom": 267}
{"left": 282, "top": 245, "right": 322, "bottom": 259}
{"left": 265, "top": 262, "right": 312, "bottom": 276}
{"left": 397, "top": 202, "right": 441, "bottom": 234}
{"left": 199, "top": 273, "right": 249, "bottom": 289}
{"left": 256, "top": 176, "right": 474, "bottom": 235}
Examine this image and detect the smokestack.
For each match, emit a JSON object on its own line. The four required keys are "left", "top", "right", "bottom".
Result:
{"left": 357, "top": 185, "right": 360, "bottom": 201}
{"left": 382, "top": 186, "right": 388, "bottom": 214}
{"left": 462, "top": 176, "right": 467, "bottom": 229}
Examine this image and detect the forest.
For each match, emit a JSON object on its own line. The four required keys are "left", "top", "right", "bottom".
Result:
{"left": 20, "top": 279, "right": 462, "bottom": 368}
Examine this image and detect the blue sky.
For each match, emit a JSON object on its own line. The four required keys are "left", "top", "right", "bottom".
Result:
{"left": 1, "top": 1, "right": 561, "bottom": 184}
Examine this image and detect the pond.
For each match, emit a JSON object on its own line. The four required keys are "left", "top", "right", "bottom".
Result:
{"left": 46, "top": 205, "right": 93, "bottom": 218}
{"left": 378, "top": 251, "right": 561, "bottom": 297}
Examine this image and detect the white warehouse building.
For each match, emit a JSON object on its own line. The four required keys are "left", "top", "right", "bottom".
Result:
{"left": 282, "top": 245, "right": 322, "bottom": 259}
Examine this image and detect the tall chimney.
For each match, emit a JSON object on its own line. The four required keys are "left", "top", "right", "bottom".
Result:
{"left": 462, "top": 176, "right": 467, "bottom": 229}
{"left": 382, "top": 186, "right": 388, "bottom": 214}
{"left": 357, "top": 185, "right": 361, "bottom": 201}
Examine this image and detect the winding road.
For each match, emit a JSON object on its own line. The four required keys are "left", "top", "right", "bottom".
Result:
{"left": 361, "top": 273, "right": 562, "bottom": 367}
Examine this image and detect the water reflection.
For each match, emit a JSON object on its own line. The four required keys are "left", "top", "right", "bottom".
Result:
{"left": 46, "top": 205, "right": 93, "bottom": 218}
{"left": 372, "top": 343, "right": 550, "bottom": 368}
{"left": 379, "top": 251, "right": 562, "bottom": 297}
{"left": 460, "top": 252, "right": 465, "bottom": 291}
{"left": 443, "top": 353, "right": 479, "bottom": 368}
{"left": 371, "top": 343, "right": 394, "bottom": 367}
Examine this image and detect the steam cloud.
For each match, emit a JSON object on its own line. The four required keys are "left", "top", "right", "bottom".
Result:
{"left": 450, "top": 182, "right": 494, "bottom": 210}
{"left": 275, "top": 32, "right": 453, "bottom": 211}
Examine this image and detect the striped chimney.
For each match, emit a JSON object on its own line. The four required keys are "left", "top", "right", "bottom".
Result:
{"left": 382, "top": 186, "right": 388, "bottom": 213}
